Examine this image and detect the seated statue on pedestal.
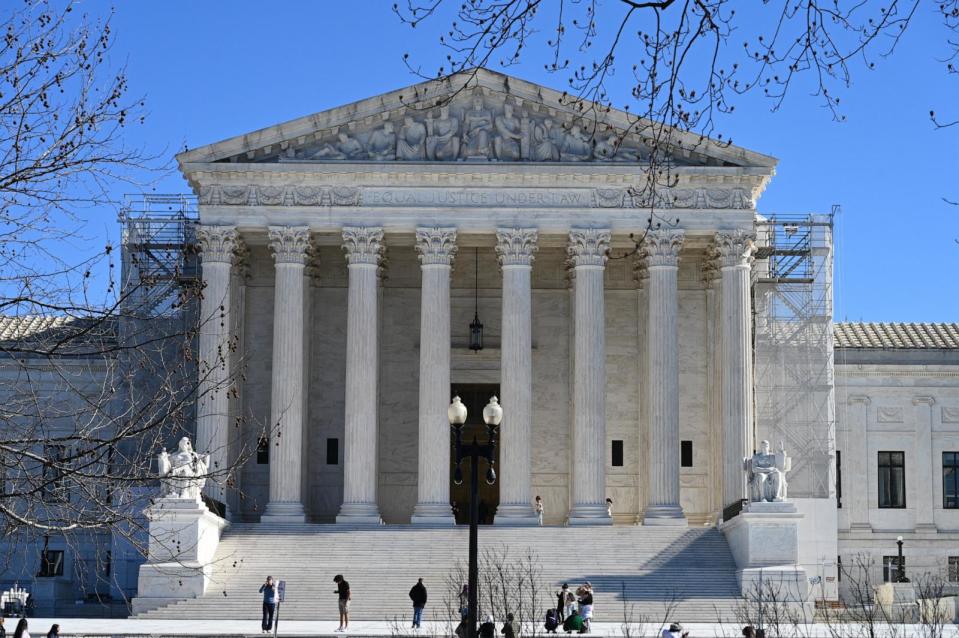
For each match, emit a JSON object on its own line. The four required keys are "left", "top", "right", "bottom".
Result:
{"left": 158, "top": 437, "right": 210, "bottom": 501}
{"left": 744, "top": 440, "right": 791, "bottom": 503}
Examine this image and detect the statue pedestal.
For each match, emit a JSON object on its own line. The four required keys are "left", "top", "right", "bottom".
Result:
{"left": 721, "top": 502, "right": 808, "bottom": 602}
{"left": 873, "top": 583, "right": 918, "bottom": 621}
{"left": 131, "top": 497, "right": 228, "bottom": 615}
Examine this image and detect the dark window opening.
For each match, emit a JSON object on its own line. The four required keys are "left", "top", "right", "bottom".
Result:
{"left": 948, "top": 556, "right": 959, "bottom": 583}
{"left": 837, "top": 555, "right": 842, "bottom": 582}
{"left": 836, "top": 450, "right": 842, "bottom": 508}
{"left": 944, "top": 452, "right": 959, "bottom": 509}
{"left": 326, "top": 438, "right": 339, "bottom": 465}
{"left": 878, "top": 451, "right": 905, "bottom": 509}
{"left": 681, "top": 440, "right": 693, "bottom": 468}
{"left": 256, "top": 437, "right": 269, "bottom": 465}
{"left": 38, "top": 549, "right": 64, "bottom": 577}
{"left": 611, "top": 440, "right": 624, "bottom": 467}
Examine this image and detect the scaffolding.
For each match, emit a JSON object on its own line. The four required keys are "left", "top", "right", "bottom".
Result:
{"left": 753, "top": 212, "right": 836, "bottom": 500}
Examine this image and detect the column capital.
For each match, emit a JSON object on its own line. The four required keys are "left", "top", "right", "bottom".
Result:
{"left": 913, "top": 395, "right": 936, "bottom": 406}
{"left": 342, "top": 226, "right": 385, "bottom": 266}
{"left": 197, "top": 225, "right": 244, "bottom": 264}
{"left": 268, "top": 226, "right": 313, "bottom": 265}
{"left": 567, "top": 228, "right": 611, "bottom": 268}
{"left": 643, "top": 229, "right": 685, "bottom": 267}
{"left": 712, "top": 231, "right": 756, "bottom": 268}
{"left": 495, "top": 228, "right": 538, "bottom": 267}
{"left": 415, "top": 227, "right": 457, "bottom": 266}
{"left": 847, "top": 394, "right": 871, "bottom": 406}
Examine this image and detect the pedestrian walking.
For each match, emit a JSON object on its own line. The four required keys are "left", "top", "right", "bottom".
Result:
{"left": 409, "top": 577, "right": 428, "bottom": 629}
{"left": 259, "top": 575, "right": 277, "bottom": 633}
{"left": 333, "top": 574, "right": 351, "bottom": 632}
{"left": 458, "top": 583, "right": 469, "bottom": 620}
{"left": 12, "top": 619, "right": 29, "bottom": 638}
{"left": 479, "top": 615, "right": 496, "bottom": 638}
{"left": 45, "top": 625, "right": 58, "bottom": 638}
{"left": 501, "top": 612, "right": 519, "bottom": 638}
{"left": 535, "top": 496, "right": 544, "bottom": 525}
{"left": 556, "top": 583, "right": 569, "bottom": 621}
{"left": 606, "top": 498, "right": 613, "bottom": 518}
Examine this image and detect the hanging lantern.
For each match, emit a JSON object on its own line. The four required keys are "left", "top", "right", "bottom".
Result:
{"left": 469, "top": 248, "right": 484, "bottom": 351}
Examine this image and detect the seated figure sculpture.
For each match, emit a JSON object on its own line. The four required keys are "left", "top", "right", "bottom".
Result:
{"left": 493, "top": 104, "right": 523, "bottom": 161}
{"left": 367, "top": 121, "right": 397, "bottom": 160}
{"left": 309, "top": 132, "right": 364, "bottom": 160}
{"left": 425, "top": 106, "right": 459, "bottom": 161}
{"left": 744, "top": 440, "right": 791, "bottom": 503}
{"left": 157, "top": 437, "right": 211, "bottom": 501}
{"left": 397, "top": 116, "right": 427, "bottom": 160}
{"left": 461, "top": 96, "right": 493, "bottom": 159}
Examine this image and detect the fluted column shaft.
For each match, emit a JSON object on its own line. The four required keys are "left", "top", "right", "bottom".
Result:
{"left": 715, "top": 232, "right": 756, "bottom": 510}
{"left": 567, "top": 229, "right": 612, "bottom": 525}
{"left": 643, "top": 230, "right": 687, "bottom": 525}
{"left": 495, "top": 228, "right": 539, "bottom": 525}
{"left": 262, "top": 226, "right": 312, "bottom": 524}
{"left": 196, "top": 226, "right": 242, "bottom": 514}
{"left": 411, "top": 227, "right": 457, "bottom": 525}
{"left": 337, "top": 227, "right": 385, "bottom": 525}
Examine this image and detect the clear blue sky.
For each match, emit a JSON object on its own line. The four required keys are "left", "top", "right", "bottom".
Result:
{"left": 91, "top": 1, "right": 955, "bottom": 322}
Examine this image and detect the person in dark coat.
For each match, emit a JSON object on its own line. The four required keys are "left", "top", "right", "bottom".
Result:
{"left": 562, "top": 609, "right": 584, "bottom": 634}
{"left": 409, "top": 577, "right": 428, "bottom": 628}
{"left": 501, "top": 612, "right": 519, "bottom": 638}
{"left": 259, "top": 575, "right": 277, "bottom": 633}
{"left": 45, "top": 626, "right": 58, "bottom": 638}
{"left": 556, "top": 583, "right": 569, "bottom": 622}
{"left": 479, "top": 615, "right": 496, "bottom": 638}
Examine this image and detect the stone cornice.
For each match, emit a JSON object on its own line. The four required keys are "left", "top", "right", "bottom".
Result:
{"left": 268, "top": 226, "right": 313, "bottom": 265}
{"left": 342, "top": 226, "right": 385, "bottom": 266}
{"left": 495, "top": 228, "right": 538, "bottom": 267}
{"left": 567, "top": 228, "right": 611, "bottom": 268}
{"left": 196, "top": 225, "right": 243, "bottom": 264}
{"left": 643, "top": 229, "right": 685, "bottom": 268}
{"left": 415, "top": 227, "right": 458, "bottom": 266}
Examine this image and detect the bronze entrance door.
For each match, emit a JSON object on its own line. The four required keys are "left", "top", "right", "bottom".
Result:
{"left": 450, "top": 383, "right": 501, "bottom": 525}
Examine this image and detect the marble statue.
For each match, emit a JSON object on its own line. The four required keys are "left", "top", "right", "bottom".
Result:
{"left": 309, "top": 132, "right": 365, "bottom": 160}
{"left": 528, "top": 119, "right": 560, "bottom": 161}
{"left": 425, "top": 106, "right": 460, "bottom": 161}
{"left": 493, "top": 103, "right": 523, "bottom": 161}
{"left": 368, "top": 122, "right": 396, "bottom": 160}
{"left": 462, "top": 96, "right": 494, "bottom": 159}
{"left": 397, "top": 116, "right": 427, "bottom": 160}
{"left": 744, "top": 440, "right": 791, "bottom": 503}
{"left": 158, "top": 437, "right": 211, "bottom": 501}
{"left": 594, "top": 134, "right": 640, "bottom": 162}
{"left": 559, "top": 125, "right": 593, "bottom": 161}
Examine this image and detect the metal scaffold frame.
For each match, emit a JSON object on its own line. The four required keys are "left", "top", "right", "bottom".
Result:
{"left": 753, "top": 212, "right": 836, "bottom": 500}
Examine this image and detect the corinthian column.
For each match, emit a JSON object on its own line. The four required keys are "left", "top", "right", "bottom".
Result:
{"left": 262, "top": 226, "right": 312, "bottom": 524}
{"left": 494, "top": 228, "right": 539, "bottom": 525}
{"left": 643, "top": 229, "right": 687, "bottom": 526}
{"left": 714, "top": 231, "right": 756, "bottom": 511}
{"left": 337, "top": 227, "right": 385, "bottom": 525}
{"left": 196, "top": 225, "right": 243, "bottom": 515}
{"left": 567, "top": 228, "right": 612, "bottom": 525}
{"left": 411, "top": 227, "right": 457, "bottom": 525}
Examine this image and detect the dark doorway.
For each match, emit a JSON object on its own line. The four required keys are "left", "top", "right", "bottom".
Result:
{"left": 450, "top": 383, "right": 501, "bottom": 525}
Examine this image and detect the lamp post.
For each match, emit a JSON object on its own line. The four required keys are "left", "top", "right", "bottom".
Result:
{"left": 449, "top": 395, "right": 501, "bottom": 638}
{"left": 895, "top": 535, "right": 909, "bottom": 583}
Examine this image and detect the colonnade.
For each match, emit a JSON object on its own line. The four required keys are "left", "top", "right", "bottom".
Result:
{"left": 195, "top": 224, "right": 756, "bottom": 525}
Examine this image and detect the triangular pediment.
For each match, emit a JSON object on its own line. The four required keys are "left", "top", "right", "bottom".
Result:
{"left": 177, "top": 69, "right": 776, "bottom": 171}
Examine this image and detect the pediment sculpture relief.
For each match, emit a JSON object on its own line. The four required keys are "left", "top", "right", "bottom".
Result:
{"left": 275, "top": 92, "right": 671, "bottom": 164}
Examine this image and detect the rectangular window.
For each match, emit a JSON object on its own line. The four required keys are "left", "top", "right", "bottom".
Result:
{"left": 611, "top": 440, "right": 624, "bottom": 467}
{"left": 836, "top": 450, "right": 842, "bottom": 508}
{"left": 37, "top": 549, "right": 64, "bottom": 577}
{"left": 883, "top": 555, "right": 904, "bottom": 583}
{"left": 256, "top": 437, "right": 269, "bottom": 465}
{"left": 837, "top": 555, "right": 842, "bottom": 582}
{"left": 948, "top": 557, "right": 959, "bottom": 583}
{"left": 326, "top": 438, "right": 339, "bottom": 465}
{"left": 878, "top": 451, "right": 906, "bottom": 508}
{"left": 944, "top": 452, "right": 959, "bottom": 509}
{"left": 41, "top": 445, "right": 68, "bottom": 503}
{"left": 681, "top": 441, "right": 693, "bottom": 468}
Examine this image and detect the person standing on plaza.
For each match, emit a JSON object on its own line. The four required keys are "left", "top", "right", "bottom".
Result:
{"left": 12, "top": 619, "right": 29, "bottom": 638}
{"left": 479, "top": 615, "right": 496, "bottom": 638}
{"left": 44, "top": 626, "right": 58, "bottom": 638}
{"left": 556, "top": 583, "right": 569, "bottom": 622}
{"left": 259, "top": 575, "right": 277, "bottom": 633}
{"left": 334, "top": 574, "right": 351, "bottom": 632}
{"left": 458, "top": 583, "right": 469, "bottom": 620}
{"left": 409, "top": 577, "right": 428, "bottom": 629}
{"left": 0, "top": 616, "right": 6, "bottom": 638}
{"left": 535, "top": 496, "right": 544, "bottom": 525}
{"left": 578, "top": 584, "right": 594, "bottom": 633}
{"left": 564, "top": 591, "right": 576, "bottom": 620}
{"left": 501, "top": 612, "right": 519, "bottom": 638}
{"left": 606, "top": 498, "right": 613, "bottom": 519}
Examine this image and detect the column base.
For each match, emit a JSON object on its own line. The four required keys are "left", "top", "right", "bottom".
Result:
{"left": 643, "top": 505, "right": 688, "bottom": 526}
{"left": 494, "top": 503, "right": 540, "bottom": 526}
{"left": 410, "top": 502, "right": 455, "bottom": 526}
{"left": 336, "top": 502, "right": 383, "bottom": 526}
{"left": 567, "top": 504, "right": 613, "bottom": 526}
{"left": 260, "top": 501, "right": 306, "bottom": 524}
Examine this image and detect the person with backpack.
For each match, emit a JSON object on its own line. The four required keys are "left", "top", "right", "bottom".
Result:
{"left": 409, "top": 577, "right": 428, "bottom": 629}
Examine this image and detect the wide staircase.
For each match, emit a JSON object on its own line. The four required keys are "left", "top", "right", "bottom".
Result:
{"left": 137, "top": 524, "right": 743, "bottom": 622}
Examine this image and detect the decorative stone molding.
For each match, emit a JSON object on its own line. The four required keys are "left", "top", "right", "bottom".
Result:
{"left": 713, "top": 231, "right": 757, "bottom": 268}
{"left": 877, "top": 407, "right": 904, "bottom": 423}
{"left": 847, "top": 395, "right": 871, "bottom": 405}
{"left": 415, "top": 227, "right": 458, "bottom": 266}
{"left": 942, "top": 406, "right": 959, "bottom": 423}
{"left": 342, "top": 227, "right": 385, "bottom": 266}
{"left": 495, "top": 228, "right": 538, "bottom": 267}
{"left": 268, "top": 226, "right": 313, "bottom": 265}
{"left": 643, "top": 229, "right": 685, "bottom": 267}
{"left": 566, "top": 228, "right": 611, "bottom": 268}
{"left": 200, "top": 184, "right": 361, "bottom": 207}
{"left": 196, "top": 225, "right": 243, "bottom": 264}
{"left": 912, "top": 396, "right": 936, "bottom": 406}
